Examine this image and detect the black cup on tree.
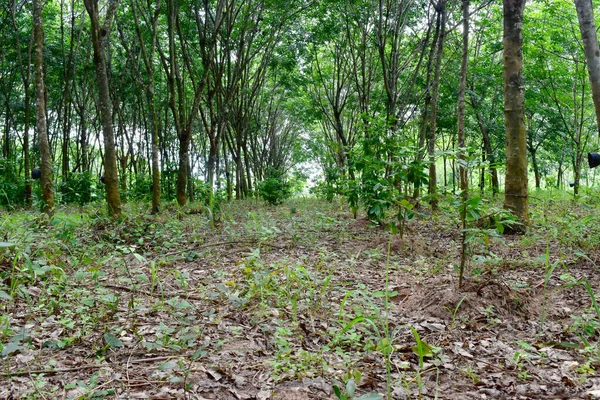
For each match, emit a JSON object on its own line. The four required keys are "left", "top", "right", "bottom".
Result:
{"left": 31, "top": 168, "right": 41, "bottom": 180}
{"left": 100, "top": 175, "right": 106, "bottom": 185}
{"left": 588, "top": 152, "right": 600, "bottom": 169}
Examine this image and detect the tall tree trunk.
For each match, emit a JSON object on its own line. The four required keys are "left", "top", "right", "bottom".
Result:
{"left": 131, "top": 0, "right": 160, "bottom": 213}
{"left": 457, "top": 0, "right": 469, "bottom": 288}
{"left": 457, "top": 0, "right": 469, "bottom": 195}
{"left": 574, "top": 0, "right": 600, "bottom": 134}
{"left": 503, "top": 0, "right": 528, "bottom": 227}
{"left": 2, "top": 93, "right": 9, "bottom": 160}
{"left": 11, "top": 2, "right": 33, "bottom": 205}
{"left": 84, "top": 0, "right": 121, "bottom": 218}
{"left": 428, "top": 1, "right": 447, "bottom": 211}
{"left": 414, "top": 10, "right": 440, "bottom": 200}
{"left": 33, "top": 0, "right": 54, "bottom": 215}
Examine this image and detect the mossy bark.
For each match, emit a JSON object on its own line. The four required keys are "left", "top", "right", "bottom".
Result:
{"left": 503, "top": 0, "right": 528, "bottom": 227}
{"left": 84, "top": 0, "right": 121, "bottom": 218}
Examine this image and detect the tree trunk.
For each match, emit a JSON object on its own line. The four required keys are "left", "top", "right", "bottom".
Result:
{"left": 11, "top": 3, "right": 33, "bottom": 205}
{"left": 530, "top": 149, "right": 541, "bottom": 189}
{"left": 503, "top": 0, "right": 528, "bottom": 227}
{"left": 2, "top": 93, "right": 9, "bottom": 160}
{"left": 457, "top": 0, "right": 469, "bottom": 195}
{"left": 457, "top": 0, "right": 469, "bottom": 288}
{"left": 84, "top": 0, "right": 121, "bottom": 218}
{"left": 413, "top": 12, "right": 440, "bottom": 200}
{"left": 574, "top": 0, "right": 600, "bottom": 134}
{"left": 33, "top": 0, "right": 54, "bottom": 215}
{"left": 428, "top": 1, "right": 447, "bottom": 211}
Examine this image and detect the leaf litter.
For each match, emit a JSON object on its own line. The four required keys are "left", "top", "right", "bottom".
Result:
{"left": 0, "top": 198, "right": 599, "bottom": 398}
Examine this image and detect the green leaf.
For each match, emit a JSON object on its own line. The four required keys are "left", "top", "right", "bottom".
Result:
{"left": 356, "top": 394, "right": 384, "bottom": 400}
{"left": 333, "top": 385, "right": 344, "bottom": 400}
{"left": 345, "top": 378, "right": 356, "bottom": 397}
{"left": 103, "top": 333, "right": 124, "bottom": 348}
{"left": 0, "top": 290, "right": 13, "bottom": 301}
{"left": 372, "top": 290, "right": 398, "bottom": 298}
{"left": 0, "top": 242, "right": 15, "bottom": 249}
{"left": 158, "top": 359, "right": 179, "bottom": 371}
{"left": 1, "top": 342, "right": 23, "bottom": 356}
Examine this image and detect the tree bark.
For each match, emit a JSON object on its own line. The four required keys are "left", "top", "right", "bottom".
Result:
{"left": 33, "top": 0, "right": 54, "bottom": 215}
{"left": 428, "top": 0, "right": 447, "bottom": 211}
{"left": 574, "top": 0, "right": 600, "bottom": 134}
{"left": 469, "top": 96, "right": 500, "bottom": 194}
{"left": 11, "top": 1, "right": 33, "bottom": 205}
{"left": 84, "top": 0, "right": 121, "bottom": 218}
{"left": 503, "top": 0, "right": 528, "bottom": 227}
{"left": 457, "top": 0, "right": 469, "bottom": 195}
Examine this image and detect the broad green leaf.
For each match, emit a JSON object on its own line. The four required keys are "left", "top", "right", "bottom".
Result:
{"left": 345, "top": 379, "right": 356, "bottom": 397}
{"left": 0, "top": 290, "right": 12, "bottom": 301}
{"left": 1, "top": 342, "right": 23, "bottom": 356}
{"left": 103, "top": 333, "right": 124, "bottom": 348}
{"left": 158, "top": 359, "right": 179, "bottom": 371}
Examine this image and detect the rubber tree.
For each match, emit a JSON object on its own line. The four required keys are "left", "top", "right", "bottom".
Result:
{"left": 574, "top": 0, "right": 600, "bottom": 134}
{"left": 503, "top": 0, "right": 528, "bottom": 227}
{"left": 33, "top": 0, "right": 54, "bottom": 215}
{"left": 84, "top": 0, "right": 122, "bottom": 218}
{"left": 130, "top": 0, "right": 161, "bottom": 213}
{"left": 457, "top": 0, "right": 469, "bottom": 287}
{"left": 10, "top": 1, "right": 33, "bottom": 206}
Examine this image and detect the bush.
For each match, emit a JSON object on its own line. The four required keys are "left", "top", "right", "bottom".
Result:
{"left": 311, "top": 167, "right": 343, "bottom": 201}
{"left": 0, "top": 159, "right": 25, "bottom": 207}
{"left": 129, "top": 174, "right": 153, "bottom": 200}
{"left": 258, "top": 169, "right": 292, "bottom": 205}
{"left": 62, "top": 172, "right": 98, "bottom": 205}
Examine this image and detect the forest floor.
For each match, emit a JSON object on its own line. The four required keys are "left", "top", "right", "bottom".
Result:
{"left": 1, "top": 193, "right": 600, "bottom": 399}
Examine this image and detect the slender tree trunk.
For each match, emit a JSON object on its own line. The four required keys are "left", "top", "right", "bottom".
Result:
{"left": 457, "top": 0, "right": 469, "bottom": 195}
{"left": 458, "top": 0, "right": 469, "bottom": 288}
{"left": 530, "top": 149, "right": 541, "bottom": 189}
{"left": 2, "top": 93, "right": 9, "bottom": 160}
{"left": 84, "top": 0, "right": 121, "bottom": 218}
{"left": 574, "top": 0, "right": 600, "bottom": 134}
{"left": 428, "top": 1, "right": 447, "bottom": 211}
{"left": 11, "top": 3, "right": 33, "bottom": 205}
{"left": 503, "top": 0, "right": 528, "bottom": 227}
{"left": 131, "top": 0, "right": 161, "bottom": 213}
{"left": 24, "top": 90, "right": 32, "bottom": 205}
{"left": 33, "top": 0, "right": 54, "bottom": 215}
{"left": 414, "top": 17, "right": 439, "bottom": 200}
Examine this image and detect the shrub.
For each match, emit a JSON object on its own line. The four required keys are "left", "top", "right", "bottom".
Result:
{"left": 62, "top": 172, "right": 98, "bottom": 205}
{"left": 0, "top": 159, "right": 25, "bottom": 207}
{"left": 258, "top": 169, "right": 292, "bottom": 205}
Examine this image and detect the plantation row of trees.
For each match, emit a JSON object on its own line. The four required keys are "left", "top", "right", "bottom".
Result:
{"left": 1, "top": 0, "right": 600, "bottom": 223}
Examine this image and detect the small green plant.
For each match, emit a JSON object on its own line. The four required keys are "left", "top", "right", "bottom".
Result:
{"left": 333, "top": 376, "right": 383, "bottom": 400}
{"left": 461, "top": 364, "right": 480, "bottom": 383}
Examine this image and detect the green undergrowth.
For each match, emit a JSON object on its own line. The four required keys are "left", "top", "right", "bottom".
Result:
{"left": 1, "top": 193, "right": 600, "bottom": 398}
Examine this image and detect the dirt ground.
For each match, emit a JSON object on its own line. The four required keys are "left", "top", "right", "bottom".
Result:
{"left": 1, "top": 198, "right": 600, "bottom": 399}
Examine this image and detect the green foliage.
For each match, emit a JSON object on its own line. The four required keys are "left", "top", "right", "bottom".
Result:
{"left": 311, "top": 167, "right": 344, "bottom": 201}
{"left": 62, "top": 172, "right": 99, "bottom": 205}
{"left": 0, "top": 159, "right": 25, "bottom": 207}
{"left": 128, "top": 174, "right": 153, "bottom": 200}
{"left": 257, "top": 169, "right": 292, "bottom": 205}
{"left": 349, "top": 116, "right": 428, "bottom": 228}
